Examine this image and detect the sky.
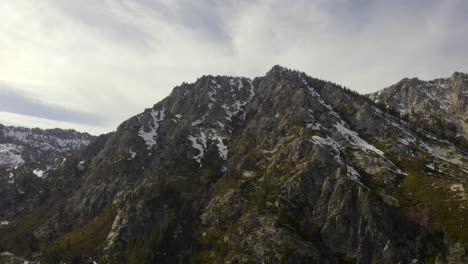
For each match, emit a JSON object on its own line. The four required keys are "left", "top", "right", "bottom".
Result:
{"left": 0, "top": 0, "right": 467, "bottom": 135}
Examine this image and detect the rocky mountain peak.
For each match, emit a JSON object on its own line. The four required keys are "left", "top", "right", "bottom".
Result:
{"left": 265, "top": 64, "right": 290, "bottom": 76}
{"left": 451, "top": 71, "right": 468, "bottom": 80}
{"left": 370, "top": 72, "right": 468, "bottom": 142}
{"left": 264, "top": 65, "right": 309, "bottom": 83}
{"left": 1, "top": 66, "right": 467, "bottom": 263}
{"left": 398, "top": 77, "right": 423, "bottom": 85}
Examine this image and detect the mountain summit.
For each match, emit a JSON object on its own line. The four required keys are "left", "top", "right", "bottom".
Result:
{"left": 370, "top": 72, "right": 468, "bottom": 145}
{"left": 0, "top": 66, "right": 467, "bottom": 263}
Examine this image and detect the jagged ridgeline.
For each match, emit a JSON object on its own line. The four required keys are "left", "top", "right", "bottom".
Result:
{"left": 0, "top": 66, "right": 467, "bottom": 263}
{"left": 370, "top": 72, "right": 468, "bottom": 149}
{"left": 0, "top": 125, "right": 95, "bottom": 169}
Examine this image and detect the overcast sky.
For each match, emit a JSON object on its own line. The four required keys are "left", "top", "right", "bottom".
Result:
{"left": 1, "top": 0, "right": 467, "bottom": 135}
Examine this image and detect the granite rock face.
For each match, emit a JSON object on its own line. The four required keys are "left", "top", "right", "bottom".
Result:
{"left": 370, "top": 72, "right": 468, "bottom": 142}
{"left": 0, "top": 66, "right": 467, "bottom": 263}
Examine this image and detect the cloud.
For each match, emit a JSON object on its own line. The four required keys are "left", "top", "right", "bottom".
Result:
{"left": 0, "top": 0, "right": 467, "bottom": 134}
{"left": 0, "top": 83, "right": 105, "bottom": 126}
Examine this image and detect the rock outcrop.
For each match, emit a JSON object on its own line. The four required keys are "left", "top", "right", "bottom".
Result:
{"left": 370, "top": 72, "right": 468, "bottom": 144}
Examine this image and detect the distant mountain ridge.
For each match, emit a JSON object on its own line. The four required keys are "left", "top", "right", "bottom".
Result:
{"left": 370, "top": 72, "right": 468, "bottom": 144}
{"left": 0, "top": 124, "right": 95, "bottom": 168}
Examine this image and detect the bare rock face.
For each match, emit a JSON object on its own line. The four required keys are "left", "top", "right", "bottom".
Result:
{"left": 369, "top": 72, "right": 468, "bottom": 143}
{"left": 0, "top": 66, "right": 467, "bottom": 263}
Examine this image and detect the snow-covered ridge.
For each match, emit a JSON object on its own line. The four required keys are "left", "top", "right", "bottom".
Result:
{"left": 0, "top": 125, "right": 94, "bottom": 168}
{"left": 2, "top": 126, "right": 93, "bottom": 149}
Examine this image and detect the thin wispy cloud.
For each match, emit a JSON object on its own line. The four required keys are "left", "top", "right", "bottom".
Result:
{"left": 0, "top": 0, "right": 467, "bottom": 134}
{"left": 0, "top": 83, "right": 104, "bottom": 125}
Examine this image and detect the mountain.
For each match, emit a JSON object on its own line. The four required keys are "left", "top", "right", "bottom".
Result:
{"left": 369, "top": 72, "right": 468, "bottom": 146}
{"left": 0, "top": 66, "right": 467, "bottom": 263}
{"left": 0, "top": 125, "right": 96, "bottom": 239}
{"left": 0, "top": 124, "right": 95, "bottom": 169}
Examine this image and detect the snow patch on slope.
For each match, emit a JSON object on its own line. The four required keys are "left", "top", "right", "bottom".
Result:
{"left": 139, "top": 108, "right": 166, "bottom": 149}
{"left": 221, "top": 79, "right": 255, "bottom": 122}
{"left": 188, "top": 130, "right": 230, "bottom": 166}
{"left": 211, "top": 133, "right": 228, "bottom": 160}
{"left": 2, "top": 127, "right": 92, "bottom": 151}
{"left": 191, "top": 114, "right": 207, "bottom": 126}
{"left": 311, "top": 135, "right": 341, "bottom": 163}
{"left": 128, "top": 146, "right": 137, "bottom": 160}
{"left": 33, "top": 168, "right": 46, "bottom": 178}
{"left": 0, "top": 144, "right": 25, "bottom": 167}
{"left": 188, "top": 132, "right": 207, "bottom": 166}
{"left": 334, "top": 122, "right": 385, "bottom": 156}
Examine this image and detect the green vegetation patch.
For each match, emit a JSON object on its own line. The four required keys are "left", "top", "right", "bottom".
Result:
{"left": 402, "top": 170, "right": 468, "bottom": 243}
{"left": 42, "top": 207, "right": 116, "bottom": 263}
{"left": 0, "top": 199, "right": 66, "bottom": 258}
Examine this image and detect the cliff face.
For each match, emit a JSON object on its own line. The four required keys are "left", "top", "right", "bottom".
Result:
{"left": 0, "top": 66, "right": 467, "bottom": 263}
{"left": 370, "top": 72, "right": 468, "bottom": 144}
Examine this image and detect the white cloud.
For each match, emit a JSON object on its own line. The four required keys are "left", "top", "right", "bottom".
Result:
{"left": 0, "top": 0, "right": 467, "bottom": 134}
